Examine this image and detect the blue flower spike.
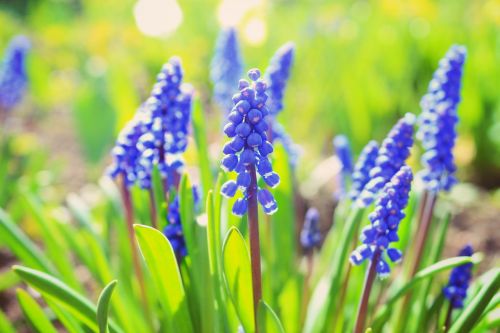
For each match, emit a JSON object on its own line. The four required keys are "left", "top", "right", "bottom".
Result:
{"left": 220, "top": 68, "right": 279, "bottom": 216}
{"left": 211, "top": 27, "right": 243, "bottom": 113}
{"left": 418, "top": 45, "right": 466, "bottom": 193}
{"left": 357, "top": 113, "right": 416, "bottom": 207}
{"left": 163, "top": 196, "right": 187, "bottom": 258}
{"left": 350, "top": 140, "right": 379, "bottom": 201}
{"left": 300, "top": 208, "right": 321, "bottom": 250}
{"left": 265, "top": 42, "right": 295, "bottom": 116}
{"left": 333, "top": 135, "right": 353, "bottom": 197}
{"left": 136, "top": 57, "right": 193, "bottom": 189}
{"left": 0, "top": 35, "right": 30, "bottom": 112}
{"left": 443, "top": 245, "right": 474, "bottom": 309}
{"left": 350, "top": 165, "right": 413, "bottom": 279}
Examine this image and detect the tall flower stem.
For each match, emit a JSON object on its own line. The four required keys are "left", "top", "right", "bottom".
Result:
{"left": 444, "top": 301, "right": 454, "bottom": 332}
{"left": 247, "top": 165, "right": 262, "bottom": 329}
{"left": 300, "top": 252, "right": 314, "bottom": 326}
{"left": 410, "top": 191, "right": 437, "bottom": 276}
{"left": 147, "top": 188, "right": 158, "bottom": 229}
{"left": 353, "top": 249, "right": 381, "bottom": 333}
{"left": 119, "top": 178, "right": 150, "bottom": 322}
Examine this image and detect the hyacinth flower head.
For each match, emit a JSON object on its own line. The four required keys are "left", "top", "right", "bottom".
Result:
{"left": 418, "top": 46, "right": 466, "bottom": 193}
{"left": 220, "top": 68, "right": 279, "bottom": 216}
{"left": 443, "top": 245, "right": 474, "bottom": 309}
{"left": 300, "top": 207, "right": 321, "bottom": 251}
{"left": 211, "top": 27, "right": 243, "bottom": 113}
{"left": 136, "top": 57, "right": 193, "bottom": 189}
{"left": 350, "top": 140, "right": 379, "bottom": 201}
{"left": 333, "top": 135, "right": 353, "bottom": 197}
{"left": 0, "top": 35, "right": 30, "bottom": 112}
{"left": 108, "top": 113, "right": 144, "bottom": 187}
{"left": 357, "top": 113, "right": 415, "bottom": 207}
{"left": 265, "top": 42, "right": 295, "bottom": 116}
{"left": 350, "top": 165, "right": 413, "bottom": 278}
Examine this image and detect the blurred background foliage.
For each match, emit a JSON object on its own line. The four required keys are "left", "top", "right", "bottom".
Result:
{"left": 1, "top": 0, "right": 499, "bottom": 188}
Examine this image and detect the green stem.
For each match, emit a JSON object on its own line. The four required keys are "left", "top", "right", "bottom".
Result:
{"left": 444, "top": 301, "right": 453, "bottom": 333}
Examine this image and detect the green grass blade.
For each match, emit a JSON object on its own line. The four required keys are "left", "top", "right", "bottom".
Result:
{"left": 97, "top": 280, "right": 118, "bottom": 333}
{"left": 192, "top": 97, "right": 214, "bottom": 201}
{"left": 13, "top": 265, "right": 123, "bottom": 333}
{"left": 257, "top": 300, "right": 285, "bottom": 333}
{"left": 17, "top": 288, "right": 58, "bottom": 333}
{"left": 222, "top": 227, "right": 255, "bottom": 333}
{"left": 0, "top": 208, "right": 55, "bottom": 274}
{"left": 449, "top": 268, "right": 500, "bottom": 333}
{"left": 134, "top": 224, "right": 193, "bottom": 333}
{"left": 0, "top": 309, "right": 16, "bottom": 333}
{"left": 45, "top": 298, "right": 85, "bottom": 333}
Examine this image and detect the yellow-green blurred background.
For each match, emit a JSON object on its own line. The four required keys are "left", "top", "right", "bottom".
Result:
{"left": 1, "top": 0, "right": 499, "bottom": 187}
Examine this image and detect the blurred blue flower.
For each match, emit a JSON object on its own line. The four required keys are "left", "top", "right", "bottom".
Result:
{"left": 443, "top": 245, "right": 474, "bottom": 309}
{"left": 265, "top": 42, "right": 295, "bottom": 116}
{"left": 211, "top": 27, "right": 243, "bottom": 113}
{"left": 418, "top": 45, "right": 466, "bottom": 193}
{"left": 0, "top": 35, "right": 30, "bottom": 112}
{"left": 300, "top": 207, "right": 321, "bottom": 250}
{"left": 333, "top": 135, "right": 353, "bottom": 197}
{"left": 220, "top": 69, "right": 279, "bottom": 216}
{"left": 136, "top": 57, "right": 193, "bottom": 189}
{"left": 350, "top": 141, "right": 379, "bottom": 201}
{"left": 163, "top": 197, "right": 187, "bottom": 258}
{"left": 108, "top": 112, "right": 144, "bottom": 187}
{"left": 350, "top": 165, "right": 413, "bottom": 279}
{"left": 357, "top": 113, "right": 415, "bottom": 207}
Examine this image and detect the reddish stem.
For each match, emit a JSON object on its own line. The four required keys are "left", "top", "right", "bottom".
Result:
{"left": 444, "top": 301, "right": 454, "bottom": 332}
{"left": 353, "top": 249, "right": 381, "bottom": 333}
{"left": 411, "top": 191, "right": 437, "bottom": 276}
{"left": 247, "top": 165, "right": 262, "bottom": 331}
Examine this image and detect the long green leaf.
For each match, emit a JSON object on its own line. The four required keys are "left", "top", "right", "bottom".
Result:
{"left": 222, "top": 227, "right": 255, "bottom": 333}
{"left": 0, "top": 208, "right": 55, "bottom": 274}
{"left": 258, "top": 300, "right": 285, "bottom": 333}
{"left": 97, "top": 280, "right": 118, "bottom": 333}
{"left": 13, "top": 265, "right": 123, "bottom": 333}
{"left": 192, "top": 97, "right": 214, "bottom": 201}
{"left": 449, "top": 268, "right": 500, "bottom": 333}
{"left": 134, "top": 224, "right": 193, "bottom": 333}
{"left": 45, "top": 298, "right": 85, "bottom": 333}
{"left": 17, "top": 288, "right": 58, "bottom": 333}
{"left": 0, "top": 308, "right": 16, "bottom": 333}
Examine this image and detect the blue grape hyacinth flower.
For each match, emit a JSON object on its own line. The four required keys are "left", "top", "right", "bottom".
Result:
{"left": 333, "top": 135, "right": 353, "bottom": 197}
{"left": 220, "top": 68, "right": 279, "bottom": 216}
{"left": 417, "top": 45, "right": 466, "bottom": 193}
{"left": 300, "top": 208, "right": 321, "bottom": 250}
{"left": 163, "top": 196, "right": 187, "bottom": 258}
{"left": 136, "top": 57, "right": 193, "bottom": 189}
{"left": 265, "top": 42, "right": 295, "bottom": 116}
{"left": 211, "top": 27, "right": 243, "bottom": 113}
{"left": 108, "top": 112, "right": 144, "bottom": 187}
{"left": 350, "top": 165, "right": 413, "bottom": 278}
{"left": 350, "top": 141, "right": 379, "bottom": 201}
{"left": 0, "top": 35, "right": 30, "bottom": 112}
{"left": 357, "top": 113, "right": 415, "bottom": 207}
{"left": 443, "top": 245, "right": 474, "bottom": 309}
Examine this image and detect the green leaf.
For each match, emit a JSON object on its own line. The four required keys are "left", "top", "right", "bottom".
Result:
{"left": 192, "top": 98, "right": 214, "bottom": 202}
{"left": 45, "top": 298, "right": 85, "bottom": 333}
{"left": 449, "top": 268, "right": 500, "bottom": 333}
{"left": 257, "top": 300, "right": 285, "bottom": 333}
{"left": 222, "top": 227, "right": 255, "bottom": 333}
{"left": 17, "top": 288, "right": 58, "bottom": 333}
{"left": 0, "top": 208, "right": 55, "bottom": 274}
{"left": 97, "top": 280, "right": 118, "bottom": 333}
{"left": 0, "top": 309, "right": 16, "bottom": 333}
{"left": 13, "top": 265, "right": 123, "bottom": 333}
{"left": 372, "top": 254, "right": 483, "bottom": 330}
{"left": 134, "top": 225, "right": 193, "bottom": 333}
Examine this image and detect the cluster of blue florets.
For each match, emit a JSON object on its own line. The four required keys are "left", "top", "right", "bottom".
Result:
{"left": 350, "top": 166, "right": 413, "bottom": 278}
{"left": 443, "top": 245, "right": 474, "bottom": 309}
{"left": 357, "top": 113, "right": 415, "bottom": 207}
{"left": 265, "top": 42, "right": 295, "bottom": 116}
{"left": 211, "top": 28, "right": 243, "bottom": 113}
{"left": 109, "top": 57, "right": 193, "bottom": 189}
{"left": 300, "top": 207, "right": 321, "bottom": 250}
{"left": 220, "top": 69, "right": 279, "bottom": 216}
{"left": 350, "top": 141, "right": 379, "bottom": 201}
{"left": 163, "top": 196, "right": 187, "bottom": 258}
{"left": 333, "top": 135, "right": 353, "bottom": 197}
{"left": 417, "top": 45, "right": 466, "bottom": 193}
{"left": 0, "top": 36, "right": 30, "bottom": 112}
